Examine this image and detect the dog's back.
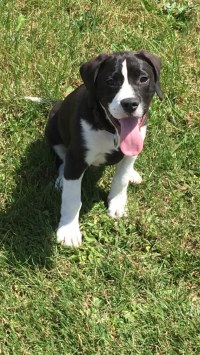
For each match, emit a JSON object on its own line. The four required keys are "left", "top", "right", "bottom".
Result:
{"left": 45, "top": 85, "right": 88, "bottom": 149}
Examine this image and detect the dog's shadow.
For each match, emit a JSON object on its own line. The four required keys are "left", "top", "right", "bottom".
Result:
{"left": 1, "top": 138, "right": 106, "bottom": 268}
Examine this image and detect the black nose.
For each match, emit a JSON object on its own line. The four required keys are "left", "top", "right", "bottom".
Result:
{"left": 120, "top": 98, "right": 139, "bottom": 113}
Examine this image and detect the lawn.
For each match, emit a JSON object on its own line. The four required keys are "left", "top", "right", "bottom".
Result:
{"left": 0, "top": 0, "right": 200, "bottom": 354}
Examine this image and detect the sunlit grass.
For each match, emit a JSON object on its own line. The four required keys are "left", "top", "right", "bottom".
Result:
{"left": 0, "top": 0, "right": 199, "bottom": 353}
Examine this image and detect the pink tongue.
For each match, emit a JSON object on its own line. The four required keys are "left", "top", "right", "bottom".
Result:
{"left": 119, "top": 117, "right": 143, "bottom": 156}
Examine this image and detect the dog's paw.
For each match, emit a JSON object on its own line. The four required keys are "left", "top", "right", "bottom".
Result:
{"left": 108, "top": 195, "right": 127, "bottom": 218}
{"left": 56, "top": 224, "right": 82, "bottom": 247}
{"left": 129, "top": 169, "right": 142, "bottom": 184}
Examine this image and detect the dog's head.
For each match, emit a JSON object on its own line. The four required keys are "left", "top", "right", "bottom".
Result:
{"left": 80, "top": 50, "right": 163, "bottom": 156}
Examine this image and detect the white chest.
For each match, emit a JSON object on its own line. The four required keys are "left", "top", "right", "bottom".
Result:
{"left": 81, "top": 119, "right": 117, "bottom": 166}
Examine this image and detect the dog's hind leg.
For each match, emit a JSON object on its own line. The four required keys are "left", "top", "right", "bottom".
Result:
{"left": 45, "top": 102, "right": 66, "bottom": 189}
{"left": 53, "top": 144, "right": 66, "bottom": 190}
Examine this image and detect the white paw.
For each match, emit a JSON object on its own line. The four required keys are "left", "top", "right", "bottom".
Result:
{"left": 129, "top": 170, "right": 142, "bottom": 184}
{"left": 108, "top": 195, "right": 127, "bottom": 218}
{"left": 56, "top": 224, "right": 82, "bottom": 247}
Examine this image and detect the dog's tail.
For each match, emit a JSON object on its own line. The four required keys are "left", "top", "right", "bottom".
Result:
{"left": 24, "top": 96, "right": 56, "bottom": 104}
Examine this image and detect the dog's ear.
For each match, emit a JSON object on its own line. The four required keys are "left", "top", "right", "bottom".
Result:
{"left": 80, "top": 54, "right": 109, "bottom": 93}
{"left": 135, "top": 49, "right": 163, "bottom": 100}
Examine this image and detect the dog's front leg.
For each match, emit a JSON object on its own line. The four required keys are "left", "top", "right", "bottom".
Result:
{"left": 108, "top": 156, "right": 136, "bottom": 218}
{"left": 56, "top": 154, "right": 86, "bottom": 247}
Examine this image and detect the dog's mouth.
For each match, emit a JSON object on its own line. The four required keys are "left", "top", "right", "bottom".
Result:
{"left": 109, "top": 113, "right": 147, "bottom": 156}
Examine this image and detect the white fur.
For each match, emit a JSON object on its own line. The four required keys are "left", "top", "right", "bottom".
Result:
{"left": 108, "top": 60, "right": 143, "bottom": 119}
{"left": 81, "top": 119, "right": 116, "bottom": 166}
{"left": 108, "top": 156, "right": 136, "bottom": 218}
{"left": 129, "top": 169, "right": 142, "bottom": 184}
{"left": 57, "top": 176, "right": 83, "bottom": 247}
{"left": 140, "top": 125, "right": 147, "bottom": 140}
{"left": 24, "top": 96, "right": 52, "bottom": 103}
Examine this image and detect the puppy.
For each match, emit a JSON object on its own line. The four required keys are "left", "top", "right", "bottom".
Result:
{"left": 45, "top": 50, "right": 163, "bottom": 247}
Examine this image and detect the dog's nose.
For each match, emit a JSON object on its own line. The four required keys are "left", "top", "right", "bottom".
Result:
{"left": 120, "top": 98, "right": 139, "bottom": 113}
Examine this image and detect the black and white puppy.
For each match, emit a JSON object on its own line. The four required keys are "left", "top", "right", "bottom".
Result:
{"left": 45, "top": 50, "right": 163, "bottom": 247}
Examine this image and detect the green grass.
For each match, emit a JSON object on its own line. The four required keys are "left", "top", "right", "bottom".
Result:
{"left": 0, "top": 0, "right": 200, "bottom": 353}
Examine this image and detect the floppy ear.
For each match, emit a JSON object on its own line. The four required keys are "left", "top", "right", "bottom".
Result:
{"left": 80, "top": 54, "right": 109, "bottom": 93}
{"left": 135, "top": 49, "right": 163, "bottom": 100}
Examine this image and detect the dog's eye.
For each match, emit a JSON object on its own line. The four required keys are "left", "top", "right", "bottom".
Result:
{"left": 139, "top": 76, "right": 149, "bottom": 84}
{"left": 106, "top": 78, "right": 117, "bottom": 86}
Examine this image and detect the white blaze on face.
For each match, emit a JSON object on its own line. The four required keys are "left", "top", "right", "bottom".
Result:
{"left": 106, "top": 59, "right": 145, "bottom": 156}
{"left": 108, "top": 59, "right": 143, "bottom": 119}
